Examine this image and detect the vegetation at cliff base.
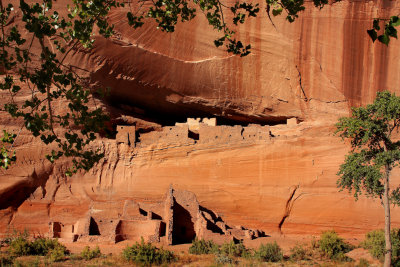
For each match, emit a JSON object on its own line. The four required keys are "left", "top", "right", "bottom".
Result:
{"left": 362, "top": 228, "right": 400, "bottom": 265}
{"left": 0, "top": 230, "right": 375, "bottom": 266}
{"left": 318, "top": 230, "right": 353, "bottom": 261}
{"left": 122, "top": 239, "right": 175, "bottom": 265}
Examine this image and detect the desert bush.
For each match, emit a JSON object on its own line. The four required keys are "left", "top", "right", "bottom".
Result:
{"left": 254, "top": 242, "right": 283, "bottom": 262}
{"left": 290, "top": 244, "right": 310, "bottom": 261}
{"left": 8, "top": 236, "right": 68, "bottom": 260}
{"left": 1, "top": 229, "right": 29, "bottom": 247}
{"left": 318, "top": 230, "right": 352, "bottom": 261}
{"left": 81, "top": 246, "right": 102, "bottom": 260}
{"left": 219, "top": 241, "right": 249, "bottom": 258}
{"left": 31, "top": 238, "right": 66, "bottom": 256}
{"left": 8, "top": 237, "right": 33, "bottom": 257}
{"left": 361, "top": 228, "right": 400, "bottom": 264}
{"left": 48, "top": 245, "right": 67, "bottom": 262}
{"left": 188, "top": 238, "right": 219, "bottom": 255}
{"left": 214, "top": 253, "right": 235, "bottom": 265}
{"left": 122, "top": 239, "right": 175, "bottom": 265}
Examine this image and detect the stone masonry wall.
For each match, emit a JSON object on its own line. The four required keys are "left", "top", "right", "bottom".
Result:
{"left": 117, "top": 117, "right": 296, "bottom": 148}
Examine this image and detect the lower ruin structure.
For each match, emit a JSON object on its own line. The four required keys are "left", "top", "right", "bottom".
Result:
{"left": 49, "top": 187, "right": 265, "bottom": 244}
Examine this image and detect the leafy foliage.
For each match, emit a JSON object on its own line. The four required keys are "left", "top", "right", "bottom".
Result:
{"left": 188, "top": 238, "right": 219, "bottom": 255}
{"left": 1, "top": 228, "right": 29, "bottom": 247}
{"left": 336, "top": 91, "right": 400, "bottom": 203}
{"left": 122, "top": 238, "right": 175, "bottom": 265}
{"left": 48, "top": 245, "right": 67, "bottom": 262}
{"left": 368, "top": 16, "right": 400, "bottom": 45}
{"left": 362, "top": 229, "right": 400, "bottom": 264}
{"left": 219, "top": 241, "right": 249, "bottom": 258}
{"left": 266, "top": 0, "right": 335, "bottom": 23}
{"left": 336, "top": 91, "right": 400, "bottom": 267}
{"left": 0, "top": 130, "right": 16, "bottom": 169}
{"left": 189, "top": 238, "right": 253, "bottom": 261}
{"left": 318, "top": 230, "right": 352, "bottom": 261}
{"left": 8, "top": 236, "right": 68, "bottom": 259}
{"left": 0, "top": 0, "right": 116, "bottom": 175}
{"left": 254, "top": 242, "right": 283, "bottom": 262}
{"left": 81, "top": 246, "right": 102, "bottom": 260}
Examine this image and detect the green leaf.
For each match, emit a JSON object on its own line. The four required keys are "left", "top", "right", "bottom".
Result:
{"left": 386, "top": 25, "right": 397, "bottom": 39}
{"left": 390, "top": 16, "right": 400, "bottom": 27}
{"left": 272, "top": 8, "right": 282, "bottom": 16}
{"left": 378, "top": 34, "right": 390, "bottom": 45}
{"left": 373, "top": 19, "right": 380, "bottom": 31}
{"left": 367, "top": 29, "right": 378, "bottom": 42}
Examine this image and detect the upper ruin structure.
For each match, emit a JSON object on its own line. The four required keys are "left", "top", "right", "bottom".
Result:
{"left": 116, "top": 117, "right": 299, "bottom": 148}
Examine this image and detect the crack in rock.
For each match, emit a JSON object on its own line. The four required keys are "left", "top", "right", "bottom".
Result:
{"left": 278, "top": 185, "right": 301, "bottom": 233}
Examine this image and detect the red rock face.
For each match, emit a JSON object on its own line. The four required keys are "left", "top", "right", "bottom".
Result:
{"left": 1, "top": 0, "right": 400, "bottom": 239}
{"left": 76, "top": 0, "right": 400, "bottom": 123}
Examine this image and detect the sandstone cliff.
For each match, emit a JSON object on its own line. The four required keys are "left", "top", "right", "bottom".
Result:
{"left": 1, "top": 0, "right": 400, "bottom": 239}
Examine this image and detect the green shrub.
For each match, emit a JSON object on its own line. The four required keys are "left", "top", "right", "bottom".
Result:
{"left": 290, "top": 244, "right": 310, "bottom": 261}
{"left": 1, "top": 229, "right": 29, "bottom": 247}
{"left": 8, "top": 236, "right": 68, "bottom": 259}
{"left": 188, "top": 238, "right": 219, "bottom": 255}
{"left": 254, "top": 242, "right": 283, "bottom": 262}
{"left": 49, "top": 245, "right": 67, "bottom": 262}
{"left": 81, "top": 246, "right": 102, "bottom": 260}
{"left": 219, "top": 241, "right": 249, "bottom": 257}
{"left": 8, "top": 237, "right": 33, "bottom": 257}
{"left": 318, "top": 230, "right": 352, "bottom": 260}
{"left": 362, "top": 229, "right": 385, "bottom": 260}
{"left": 31, "top": 238, "right": 66, "bottom": 255}
{"left": 122, "top": 239, "right": 175, "bottom": 265}
{"left": 362, "top": 228, "right": 400, "bottom": 264}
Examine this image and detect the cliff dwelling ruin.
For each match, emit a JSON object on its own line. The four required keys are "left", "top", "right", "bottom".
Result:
{"left": 49, "top": 188, "right": 265, "bottom": 245}
{"left": 116, "top": 117, "right": 299, "bottom": 148}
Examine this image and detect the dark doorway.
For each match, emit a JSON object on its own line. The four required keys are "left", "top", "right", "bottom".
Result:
{"left": 172, "top": 202, "right": 196, "bottom": 244}
{"left": 159, "top": 222, "right": 166, "bottom": 237}
{"left": 52, "top": 222, "right": 62, "bottom": 238}
{"left": 115, "top": 221, "right": 124, "bottom": 242}
{"left": 89, "top": 217, "right": 100, "bottom": 235}
{"left": 188, "top": 130, "right": 199, "bottom": 141}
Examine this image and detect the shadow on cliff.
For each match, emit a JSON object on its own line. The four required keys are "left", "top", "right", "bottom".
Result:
{"left": 89, "top": 61, "right": 290, "bottom": 129}
{"left": 0, "top": 167, "right": 53, "bottom": 210}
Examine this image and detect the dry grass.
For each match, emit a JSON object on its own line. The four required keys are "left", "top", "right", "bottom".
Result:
{"left": 1, "top": 253, "right": 379, "bottom": 267}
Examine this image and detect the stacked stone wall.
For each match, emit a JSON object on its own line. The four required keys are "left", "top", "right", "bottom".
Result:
{"left": 117, "top": 117, "right": 277, "bottom": 148}
{"left": 139, "top": 125, "right": 195, "bottom": 147}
